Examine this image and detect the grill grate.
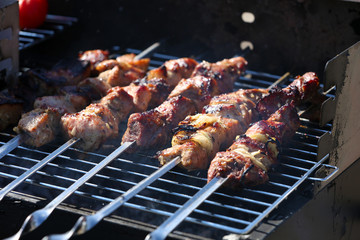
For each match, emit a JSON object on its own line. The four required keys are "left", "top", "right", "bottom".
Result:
{"left": 0, "top": 49, "right": 333, "bottom": 239}
{"left": 19, "top": 15, "right": 77, "bottom": 51}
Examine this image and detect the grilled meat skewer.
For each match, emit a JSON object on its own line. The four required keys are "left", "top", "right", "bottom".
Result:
{"left": 158, "top": 72, "right": 320, "bottom": 170}
{"left": 122, "top": 56, "right": 248, "bottom": 151}
{"left": 61, "top": 58, "right": 198, "bottom": 151}
{"left": 12, "top": 51, "right": 154, "bottom": 148}
{"left": 208, "top": 102, "right": 300, "bottom": 188}
{"left": 14, "top": 91, "right": 90, "bottom": 147}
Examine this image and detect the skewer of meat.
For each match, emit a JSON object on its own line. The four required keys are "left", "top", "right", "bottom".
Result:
{"left": 61, "top": 57, "right": 199, "bottom": 150}
{"left": 43, "top": 69, "right": 297, "bottom": 240}
{"left": 146, "top": 102, "right": 303, "bottom": 240}
{"left": 157, "top": 72, "right": 320, "bottom": 170}
{"left": 0, "top": 45, "right": 163, "bottom": 201}
{"left": 12, "top": 52, "right": 152, "bottom": 147}
{"left": 121, "top": 56, "right": 248, "bottom": 151}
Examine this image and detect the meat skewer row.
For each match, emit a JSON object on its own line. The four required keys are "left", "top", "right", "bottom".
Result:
{"left": 158, "top": 72, "right": 320, "bottom": 170}
{"left": 208, "top": 102, "right": 300, "bottom": 187}
{"left": 121, "top": 56, "right": 248, "bottom": 151}
{"left": 146, "top": 102, "right": 305, "bottom": 240}
{"left": 12, "top": 51, "right": 153, "bottom": 148}
{"left": 61, "top": 58, "right": 198, "bottom": 151}
{"left": 43, "top": 71, "right": 296, "bottom": 240}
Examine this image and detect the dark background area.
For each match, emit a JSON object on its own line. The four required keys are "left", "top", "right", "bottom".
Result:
{"left": 21, "top": 0, "right": 360, "bottom": 80}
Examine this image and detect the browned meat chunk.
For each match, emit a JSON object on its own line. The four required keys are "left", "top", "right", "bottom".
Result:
{"left": 147, "top": 58, "right": 198, "bottom": 87}
{"left": 61, "top": 103, "right": 119, "bottom": 150}
{"left": 122, "top": 96, "right": 196, "bottom": 149}
{"left": 14, "top": 108, "right": 61, "bottom": 147}
{"left": 208, "top": 103, "right": 301, "bottom": 188}
{"left": 256, "top": 72, "right": 320, "bottom": 119}
{"left": 158, "top": 89, "right": 266, "bottom": 170}
{"left": 192, "top": 57, "right": 247, "bottom": 93}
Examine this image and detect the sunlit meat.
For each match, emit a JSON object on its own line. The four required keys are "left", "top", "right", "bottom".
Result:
{"left": 62, "top": 103, "right": 119, "bottom": 150}
{"left": 208, "top": 102, "right": 300, "bottom": 188}
{"left": 122, "top": 57, "right": 247, "bottom": 150}
{"left": 61, "top": 78, "right": 172, "bottom": 150}
{"left": 96, "top": 53, "right": 150, "bottom": 86}
{"left": 158, "top": 72, "right": 320, "bottom": 170}
{"left": 158, "top": 88, "right": 268, "bottom": 170}
{"left": 14, "top": 92, "right": 90, "bottom": 147}
{"left": 147, "top": 58, "right": 198, "bottom": 87}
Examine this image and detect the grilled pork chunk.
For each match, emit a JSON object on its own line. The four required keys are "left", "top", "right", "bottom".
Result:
{"left": 62, "top": 103, "right": 119, "bottom": 150}
{"left": 0, "top": 91, "right": 23, "bottom": 131}
{"left": 14, "top": 92, "right": 90, "bottom": 147}
{"left": 96, "top": 53, "right": 150, "bottom": 86}
{"left": 79, "top": 49, "right": 109, "bottom": 73}
{"left": 15, "top": 108, "right": 62, "bottom": 147}
{"left": 208, "top": 102, "right": 300, "bottom": 188}
{"left": 158, "top": 72, "right": 320, "bottom": 171}
{"left": 61, "top": 78, "right": 171, "bottom": 150}
{"left": 122, "top": 57, "right": 247, "bottom": 151}
{"left": 147, "top": 58, "right": 198, "bottom": 87}
{"left": 158, "top": 89, "right": 268, "bottom": 170}
{"left": 256, "top": 72, "right": 320, "bottom": 119}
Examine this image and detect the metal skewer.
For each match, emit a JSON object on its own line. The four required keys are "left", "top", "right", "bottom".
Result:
{"left": 4, "top": 141, "right": 134, "bottom": 240}
{"left": 0, "top": 138, "right": 79, "bottom": 201}
{"left": 43, "top": 156, "right": 181, "bottom": 240}
{"left": 0, "top": 41, "right": 162, "bottom": 161}
{"left": 146, "top": 153, "right": 331, "bottom": 240}
{"left": 0, "top": 135, "right": 21, "bottom": 159}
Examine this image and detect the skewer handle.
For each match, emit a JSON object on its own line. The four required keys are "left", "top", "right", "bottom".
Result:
{"left": 145, "top": 176, "right": 228, "bottom": 240}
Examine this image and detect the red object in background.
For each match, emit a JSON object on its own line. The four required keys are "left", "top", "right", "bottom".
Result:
{"left": 19, "top": 0, "right": 48, "bottom": 29}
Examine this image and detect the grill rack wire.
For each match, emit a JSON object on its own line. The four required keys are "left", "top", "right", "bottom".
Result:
{"left": 0, "top": 48, "right": 334, "bottom": 239}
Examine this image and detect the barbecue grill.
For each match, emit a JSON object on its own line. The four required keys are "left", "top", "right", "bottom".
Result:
{"left": 1, "top": 1, "right": 360, "bottom": 240}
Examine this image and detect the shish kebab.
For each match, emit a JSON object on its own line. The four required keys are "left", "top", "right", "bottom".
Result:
{"left": 0, "top": 47, "right": 152, "bottom": 159}
{"left": 0, "top": 49, "right": 198, "bottom": 201}
{"left": 43, "top": 56, "right": 248, "bottom": 240}
{"left": 5, "top": 57, "right": 245, "bottom": 240}
{"left": 146, "top": 75, "right": 322, "bottom": 240}
{"left": 44, "top": 72, "right": 320, "bottom": 240}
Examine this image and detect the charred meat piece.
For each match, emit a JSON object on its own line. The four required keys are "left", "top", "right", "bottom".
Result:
{"left": 147, "top": 58, "right": 198, "bottom": 87}
{"left": 158, "top": 72, "right": 321, "bottom": 171}
{"left": 79, "top": 49, "right": 109, "bottom": 73}
{"left": 62, "top": 103, "right": 119, "bottom": 150}
{"left": 14, "top": 108, "right": 61, "bottom": 147}
{"left": 97, "top": 54, "right": 150, "bottom": 87}
{"left": 158, "top": 89, "right": 267, "bottom": 170}
{"left": 256, "top": 72, "right": 320, "bottom": 119}
{"left": 192, "top": 57, "right": 247, "bottom": 93}
{"left": 122, "top": 57, "right": 247, "bottom": 151}
{"left": 122, "top": 96, "right": 196, "bottom": 149}
{"left": 132, "top": 78, "right": 170, "bottom": 108}
{"left": 77, "top": 77, "right": 113, "bottom": 99}
{"left": 96, "top": 53, "right": 150, "bottom": 73}
{"left": 0, "top": 91, "right": 23, "bottom": 131}
{"left": 14, "top": 91, "right": 90, "bottom": 147}
{"left": 168, "top": 76, "right": 219, "bottom": 112}
{"left": 34, "top": 93, "right": 89, "bottom": 115}
{"left": 208, "top": 103, "right": 300, "bottom": 188}
{"left": 61, "top": 78, "right": 172, "bottom": 151}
